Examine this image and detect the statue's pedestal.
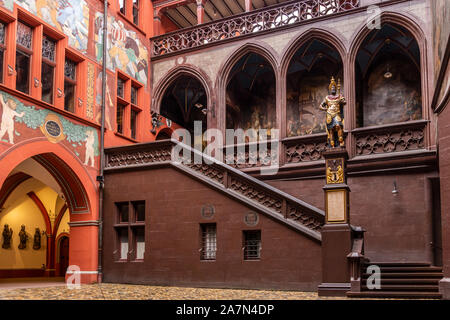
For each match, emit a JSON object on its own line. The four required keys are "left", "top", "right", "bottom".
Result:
{"left": 318, "top": 148, "right": 352, "bottom": 297}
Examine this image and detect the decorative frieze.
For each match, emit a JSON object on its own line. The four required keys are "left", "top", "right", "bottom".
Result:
{"left": 287, "top": 205, "right": 323, "bottom": 231}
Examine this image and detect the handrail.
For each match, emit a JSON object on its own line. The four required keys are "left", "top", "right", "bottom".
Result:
{"left": 105, "top": 139, "right": 325, "bottom": 239}
{"left": 151, "top": 0, "right": 360, "bottom": 57}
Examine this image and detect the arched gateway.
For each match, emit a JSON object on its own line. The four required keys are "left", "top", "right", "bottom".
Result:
{"left": 0, "top": 139, "right": 98, "bottom": 283}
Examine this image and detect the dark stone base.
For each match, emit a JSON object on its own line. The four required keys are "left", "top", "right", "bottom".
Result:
{"left": 318, "top": 282, "right": 351, "bottom": 297}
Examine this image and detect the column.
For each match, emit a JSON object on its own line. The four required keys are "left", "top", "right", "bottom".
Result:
{"left": 196, "top": 0, "right": 206, "bottom": 25}
{"left": 318, "top": 147, "right": 352, "bottom": 296}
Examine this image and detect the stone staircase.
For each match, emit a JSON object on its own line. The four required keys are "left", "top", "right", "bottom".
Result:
{"left": 347, "top": 262, "right": 443, "bottom": 299}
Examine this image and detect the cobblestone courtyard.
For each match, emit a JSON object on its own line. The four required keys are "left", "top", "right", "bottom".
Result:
{"left": 0, "top": 282, "right": 352, "bottom": 300}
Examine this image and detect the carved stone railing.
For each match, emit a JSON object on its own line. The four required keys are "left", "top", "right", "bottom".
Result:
{"left": 353, "top": 120, "right": 427, "bottom": 156}
{"left": 105, "top": 139, "right": 325, "bottom": 239}
{"left": 151, "top": 0, "right": 360, "bottom": 57}
{"left": 283, "top": 133, "right": 328, "bottom": 163}
{"left": 222, "top": 141, "right": 278, "bottom": 169}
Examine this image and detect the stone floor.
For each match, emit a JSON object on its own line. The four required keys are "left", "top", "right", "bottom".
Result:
{"left": 0, "top": 281, "right": 353, "bottom": 300}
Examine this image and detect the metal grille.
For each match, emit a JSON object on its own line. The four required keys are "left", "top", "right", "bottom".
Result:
{"left": 42, "top": 36, "right": 56, "bottom": 61}
{"left": 201, "top": 224, "right": 216, "bottom": 260}
{"left": 17, "top": 22, "right": 32, "bottom": 49}
{"left": 64, "top": 58, "right": 76, "bottom": 80}
{"left": 0, "top": 22, "right": 5, "bottom": 44}
{"left": 244, "top": 230, "right": 261, "bottom": 260}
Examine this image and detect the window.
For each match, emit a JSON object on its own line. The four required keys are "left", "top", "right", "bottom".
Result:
{"left": 118, "top": 0, "right": 141, "bottom": 27}
{"left": 200, "top": 224, "right": 216, "bottom": 260}
{"left": 243, "top": 230, "right": 261, "bottom": 260}
{"left": 0, "top": 22, "right": 5, "bottom": 83}
{"left": 116, "top": 103, "right": 125, "bottom": 134}
{"left": 119, "top": 228, "right": 129, "bottom": 260}
{"left": 132, "top": 0, "right": 140, "bottom": 25}
{"left": 117, "top": 78, "right": 124, "bottom": 98}
{"left": 116, "top": 75, "right": 141, "bottom": 139}
{"left": 117, "top": 202, "right": 129, "bottom": 222}
{"left": 64, "top": 58, "right": 77, "bottom": 112}
{"left": 119, "top": 0, "right": 126, "bottom": 15}
{"left": 41, "top": 36, "right": 56, "bottom": 104}
{"left": 16, "top": 21, "right": 33, "bottom": 94}
{"left": 114, "top": 201, "right": 146, "bottom": 262}
{"left": 134, "top": 201, "right": 145, "bottom": 222}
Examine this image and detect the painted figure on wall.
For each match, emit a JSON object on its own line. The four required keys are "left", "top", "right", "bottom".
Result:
{"left": 95, "top": 70, "right": 114, "bottom": 131}
{"left": 94, "top": 14, "right": 149, "bottom": 85}
{"left": 2, "top": 224, "right": 13, "bottom": 249}
{"left": 319, "top": 77, "right": 345, "bottom": 148}
{"left": 0, "top": 94, "right": 25, "bottom": 144}
{"left": 14, "top": 0, "right": 89, "bottom": 52}
{"left": 33, "top": 228, "right": 41, "bottom": 250}
{"left": 84, "top": 130, "right": 95, "bottom": 167}
{"left": 18, "top": 225, "right": 28, "bottom": 250}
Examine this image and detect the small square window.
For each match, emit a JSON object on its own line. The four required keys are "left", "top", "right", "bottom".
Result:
{"left": 201, "top": 224, "right": 216, "bottom": 260}
{"left": 119, "top": 228, "right": 129, "bottom": 260}
{"left": 134, "top": 227, "right": 145, "bottom": 260}
{"left": 243, "top": 230, "right": 261, "bottom": 260}
{"left": 133, "top": 201, "right": 145, "bottom": 222}
{"left": 117, "top": 202, "right": 129, "bottom": 223}
{"left": 131, "top": 85, "right": 138, "bottom": 105}
{"left": 117, "top": 78, "right": 125, "bottom": 98}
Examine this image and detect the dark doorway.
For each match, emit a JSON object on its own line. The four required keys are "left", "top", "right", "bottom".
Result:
{"left": 59, "top": 236, "right": 69, "bottom": 276}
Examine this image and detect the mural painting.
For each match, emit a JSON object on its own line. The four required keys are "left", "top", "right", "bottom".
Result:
{"left": 0, "top": 91, "right": 99, "bottom": 167}
{"left": 0, "top": 0, "right": 13, "bottom": 11}
{"left": 14, "top": 0, "right": 89, "bottom": 52}
{"left": 432, "top": 0, "right": 450, "bottom": 104}
{"left": 94, "top": 13, "right": 149, "bottom": 86}
{"left": 361, "top": 58, "right": 421, "bottom": 127}
{"left": 94, "top": 68, "right": 115, "bottom": 132}
{"left": 86, "top": 62, "right": 95, "bottom": 120}
{"left": 286, "top": 74, "right": 330, "bottom": 137}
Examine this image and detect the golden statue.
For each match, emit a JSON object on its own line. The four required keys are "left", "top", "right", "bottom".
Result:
{"left": 319, "top": 77, "right": 346, "bottom": 147}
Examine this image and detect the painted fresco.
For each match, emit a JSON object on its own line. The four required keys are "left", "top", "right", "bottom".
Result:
{"left": 286, "top": 74, "right": 331, "bottom": 137}
{"left": 362, "top": 58, "right": 421, "bottom": 127}
{"left": 432, "top": 0, "right": 450, "bottom": 104}
{"left": 0, "top": 90, "right": 99, "bottom": 167}
{"left": 94, "top": 13, "right": 149, "bottom": 86}
{"left": 94, "top": 68, "right": 115, "bottom": 132}
{"left": 13, "top": 0, "right": 89, "bottom": 52}
{"left": 0, "top": 0, "right": 13, "bottom": 11}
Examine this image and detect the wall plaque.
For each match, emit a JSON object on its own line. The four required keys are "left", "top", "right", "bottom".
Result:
{"left": 201, "top": 204, "right": 215, "bottom": 219}
{"left": 326, "top": 189, "right": 346, "bottom": 223}
{"left": 40, "top": 114, "right": 66, "bottom": 143}
{"left": 244, "top": 211, "right": 259, "bottom": 226}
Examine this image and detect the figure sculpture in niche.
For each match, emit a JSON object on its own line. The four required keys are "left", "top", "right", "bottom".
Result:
{"left": 33, "top": 228, "right": 41, "bottom": 250}
{"left": 18, "top": 225, "right": 28, "bottom": 249}
{"left": 319, "top": 77, "right": 346, "bottom": 147}
{"left": 2, "top": 224, "right": 13, "bottom": 249}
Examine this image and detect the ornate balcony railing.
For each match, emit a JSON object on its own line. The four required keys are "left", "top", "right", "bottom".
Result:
{"left": 151, "top": 0, "right": 360, "bottom": 57}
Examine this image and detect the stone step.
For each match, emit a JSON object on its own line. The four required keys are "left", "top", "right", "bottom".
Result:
{"left": 362, "top": 278, "right": 439, "bottom": 285}
{"left": 362, "top": 272, "right": 443, "bottom": 278}
{"left": 363, "top": 262, "right": 431, "bottom": 267}
{"left": 347, "top": 291, "right": 442, "bottom": 299}
{"left": 361, "top": 284, "right": 439, "bottom": 291}
{"left": 361, "top": 266, "right": 442, "bottom": 273}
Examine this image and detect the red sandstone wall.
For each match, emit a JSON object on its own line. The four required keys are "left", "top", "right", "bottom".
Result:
{"left": 103, "top": 167, "right": 322, "bottom": 291}
{"left": 267, "top": 172, "right": 437, "bottom": 263}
